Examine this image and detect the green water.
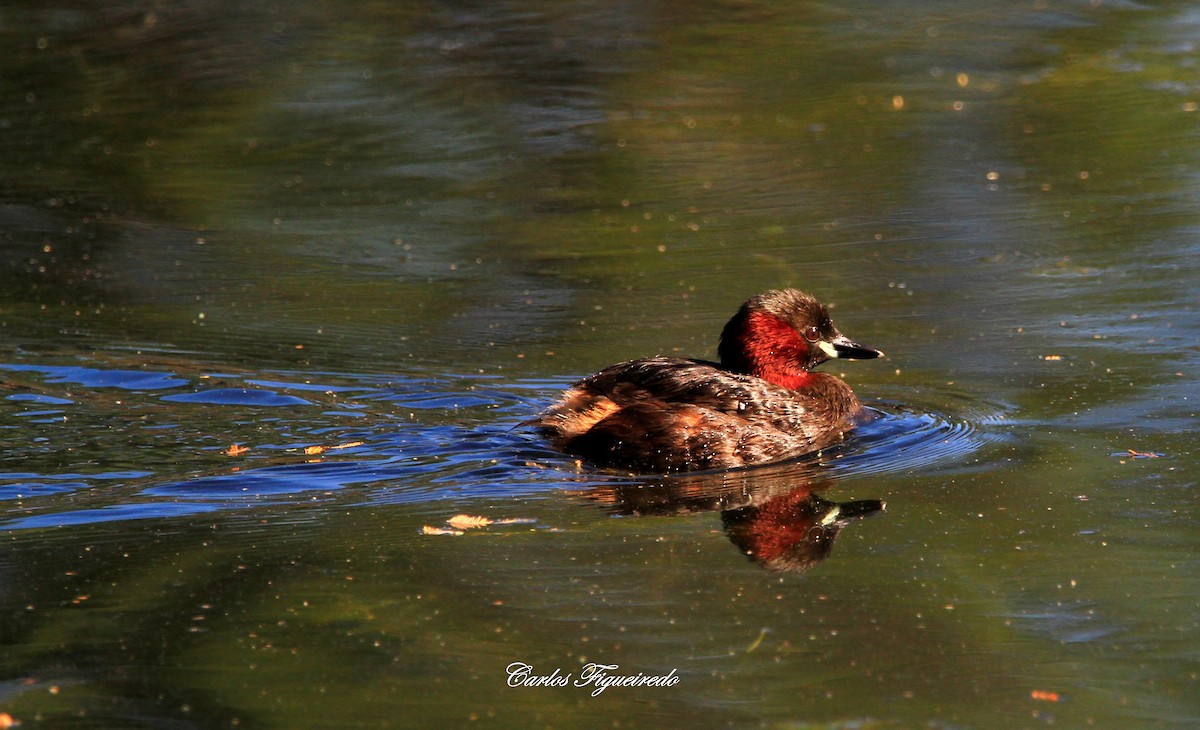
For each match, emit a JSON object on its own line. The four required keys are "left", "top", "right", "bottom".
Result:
{"left": 1, "top": 1, "right": 1197, "bottom": 727}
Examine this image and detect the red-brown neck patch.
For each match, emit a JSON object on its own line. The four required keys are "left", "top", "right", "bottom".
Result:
{"left": 738, "top": 311, "right": 814, "bottom": 390}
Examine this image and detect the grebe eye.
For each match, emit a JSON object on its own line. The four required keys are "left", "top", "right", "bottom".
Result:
{"left": 803, "top": 326, "right": 821, "bottom": 342}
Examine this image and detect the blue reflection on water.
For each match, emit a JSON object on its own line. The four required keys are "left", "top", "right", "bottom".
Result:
{"left": 6, "top": 393, "right": 74, "bottom": 405}
{"left": 162, "top": 388, "right": 314, "bottom": 407}
{"left": 3, "top": 502, "right": 228, "bottom": 530}
{"left": 0, "top": 363, "right": 189, "bottom": 390}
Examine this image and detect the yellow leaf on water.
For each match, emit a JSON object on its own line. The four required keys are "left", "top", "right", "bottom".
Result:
{"left": 421, "top": 525, "right": 464, "bottom": 536}
{"left": 1126, "top": 448, "right": 1162, "bottom": 458}
{"left": 447, "top": 514, "right": 493, "bottom": 529}
{"left": 745, "top": 627, "right": 770, "bottom": 653}
{"left": 302, "top": 441, "right": 364, "bottom": 456}
{"left": 225, "top": 444, "right": 250, "bottom": 457}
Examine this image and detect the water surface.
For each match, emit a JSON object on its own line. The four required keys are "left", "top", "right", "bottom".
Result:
{"left": 1, "top": 1, "right": 1197, "bottom": 727}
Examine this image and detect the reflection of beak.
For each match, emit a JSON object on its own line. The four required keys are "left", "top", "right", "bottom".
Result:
{"left": 818, "top": 335, "right": 884, "bottom": 360}
{"left": 823, "top": 499, "right": 886, "bottom": 525}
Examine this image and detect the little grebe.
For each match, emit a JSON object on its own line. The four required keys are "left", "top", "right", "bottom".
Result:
{"left": 531, "top": 289, "right": 883, "bottom": 473}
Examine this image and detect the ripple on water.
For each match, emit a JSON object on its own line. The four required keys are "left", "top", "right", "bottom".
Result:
{"left": 0, "top": 361, "right": 1008, "bottom": 531}
{"left": 821, "top": 399, "right": 1010, "bottom": 478}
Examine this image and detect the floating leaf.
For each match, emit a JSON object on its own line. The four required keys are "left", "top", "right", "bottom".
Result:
{"left": 301, "top": 441, "right": 365, "bottom": 456}
{"left": 421, "top": 525, "right": 463, "bottom": 536}
{"left": 1030, "top": 689, "right": 1061, "bottom": 702}
{"left": 225, "top": 444, "right": 250, "bottom": 457}
{"left": 447, "top": 514, "right": 493, "bottom": 529}
{"left": 745, "top": 627, "right": 770, "bottom": 653}
{"left": 1114, "top": 448, "right": 1164, "bottom": 462}
{"left": 444, "top": 515, "right": 536, "bottom": 530}
{"left": 1126, "top": 449, "right": 1162, "bottom": 459}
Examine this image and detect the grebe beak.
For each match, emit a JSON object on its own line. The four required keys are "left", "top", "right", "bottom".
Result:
{"left": 818, "top": 335, "right": 884, "bottom": 360}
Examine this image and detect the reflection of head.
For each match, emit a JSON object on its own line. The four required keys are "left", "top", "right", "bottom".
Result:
{"left": 722, "top": 489, "right": 883, "bottom": 573}
{"left": 581, "top": 461, "right": 883, "bottom": 573}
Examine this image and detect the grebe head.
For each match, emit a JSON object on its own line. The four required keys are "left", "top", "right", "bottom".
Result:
{"left": 717, "top": 289, "right": 883, "bottom": 389}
